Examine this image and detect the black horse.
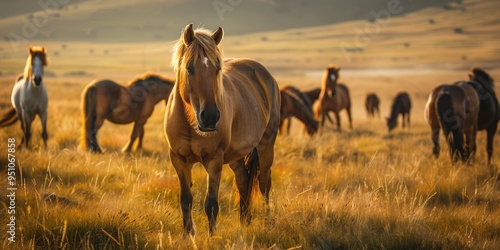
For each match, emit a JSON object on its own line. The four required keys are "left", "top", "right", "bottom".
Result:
{"left": 458, "top": 67, "right": 499, "bottom": 164}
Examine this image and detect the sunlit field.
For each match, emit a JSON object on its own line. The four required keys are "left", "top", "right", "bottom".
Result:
{"left": 0, "top": 69, "right": 499, "bottom": 249}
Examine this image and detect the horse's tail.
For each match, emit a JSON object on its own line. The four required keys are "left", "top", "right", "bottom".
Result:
{"left": 245, "top": 148, "right": 260, "bottom": 208}
{"left": 436, "top": 92, "right": 465, "bottom": 161}
{"left": 0, "top": 107, "right": 18, "bottom": 127}
{"left": 81, "top": 85, "right": 97, "bottom": 151}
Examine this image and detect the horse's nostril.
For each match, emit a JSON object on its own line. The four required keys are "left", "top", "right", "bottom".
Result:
{"left": 198, "top": 108, "right": 220, "bottom": 131}
{"left": 34, "top": 76, "right": 42, "bottom": 85}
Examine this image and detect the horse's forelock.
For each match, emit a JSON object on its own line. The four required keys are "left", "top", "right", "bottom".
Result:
{"left": 173, "top": 28, "right": 222, "bottom": 75}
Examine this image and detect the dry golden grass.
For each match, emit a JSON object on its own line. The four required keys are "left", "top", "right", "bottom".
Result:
{"left": 0, "top": 69, "right": 499, "bottom": 249}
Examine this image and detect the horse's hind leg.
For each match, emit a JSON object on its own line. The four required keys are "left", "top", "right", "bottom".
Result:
{"left": 122, "top": 119, "right": 146, "bottom": 153}
{"left": 91, "top": 117, "right": 105, "bottom": 153}
{"left": 229, "top": 159, "right": 252, "bottom": 224}
{"left": 431, "top": 127, "right": 440, "bottom": 158}
{"left": 335, "top": 112, "right": 341, "bottom": 131}
{"left": 465, "top": 125, "right": 477, "bottom": 162}
{"left": 257, "top": 138, "right": 276, "bottom": 205}
{"left": 486, "top": 125, "right": 497, "bottom": 164}
{"left": 347, "top": 107, "right": 353, "bottom": 129}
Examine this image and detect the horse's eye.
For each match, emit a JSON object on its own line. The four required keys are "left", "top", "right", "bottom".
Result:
{"left": 187, "top": 61, "right": 194, "bottom": 75}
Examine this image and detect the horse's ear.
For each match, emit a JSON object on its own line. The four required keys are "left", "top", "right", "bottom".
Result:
{"left": 29, "top": 46, "right": 34, "bottom": 54}
{"left": 468, "top": 73, "right": 473, "bottom": 80}
{"left": 336, "top": 67, "right": 341, "bottom": 72}
{"left": 183, "top": 23, "right": 194, "bottom": 46}
{"left": 41, "top": 47, "right": 46, "bottom": 53}
{"left": 212, "top": 27, "right": 223, "bottom": 45}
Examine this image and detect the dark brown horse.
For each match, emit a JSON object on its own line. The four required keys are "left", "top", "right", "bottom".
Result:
{"left": 282, "top": 87, "right": 321, "bottom": 135}
{"left": 314, "top": 65, "right": 352, "bottom": 131}
{"left": 461, "top": 67, "right": 499, "bottom": 164}
{"left": 165, "top": 24, "right": 280, "bottom": 236}
{"left": 365, "top": 92, "right": 380, "bottom": 118}
{"left": 279, "top": 85, "right": 318, "bottom": 136}
{"left": 81, "top": 73, "right": 174, "bottom": 153}
{"left": 386, "top": 92, "right": 411, "bottom": 132}
{"left": 304, "top": 87, "right": 321, "bottom": 105}
{"left": 425, "top": 83, "right": 479, "bottom": 163}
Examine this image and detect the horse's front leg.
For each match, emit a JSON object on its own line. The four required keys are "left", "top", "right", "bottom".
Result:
{"left": 40, "top": 110, "right": 48, "bottom": 148}
{"left": 21, "top": 113, "right": 32, "bottom": 149}
{"left": 170, "top": 151, "right": 195, "bottom": 236}
{"left": 204, "top": 152, "right": 223, "bottom": 236}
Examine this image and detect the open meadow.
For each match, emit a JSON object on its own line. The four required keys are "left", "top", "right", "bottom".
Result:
{"left": 0, "top": 69, "right": 499, "bottom": 249}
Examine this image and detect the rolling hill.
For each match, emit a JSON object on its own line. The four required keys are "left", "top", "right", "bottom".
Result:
{"left": 0, "top": 0, "right": 498, "bottom": 75}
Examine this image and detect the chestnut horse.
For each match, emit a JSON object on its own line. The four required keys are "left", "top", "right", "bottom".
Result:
{"left": 461, "top": 67, "right": 499, "bottom": 164}
{"left": 386, "top": 92, "right": 411, "bottom": 132}
{"left": 0, "top": 46, "right": 48, "bottom": 148}
{"left": 165, "top": 24, "right": 280, "bottom": 236}
{"left": 424, "top": 83, "right": 479, "bottom": 163}
{"left": 279, "top": 85, "right": 318, "bottom": 136}
{"left": 314, "top": 65, "right": 352, "bottom": 132}
{"left": 365, "top": 92, "right": 380, "bottom": 118}
{"left": 81, "top": 73, "right": 174, "bottom": 153}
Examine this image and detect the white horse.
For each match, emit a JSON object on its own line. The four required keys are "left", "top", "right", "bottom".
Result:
{"left": 0, "top": 46, "right": 49, "bottom": 148}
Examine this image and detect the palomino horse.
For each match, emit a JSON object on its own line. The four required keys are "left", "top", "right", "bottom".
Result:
{"left": 424, "top": 83, "right": 479, "bottom": 163}
{"left": 386, "top": 92, "right": 412, "bottom": 132}
{"left": 165, "top": 24, "right": 280, "bottom": 235}
{"left": 314, "top": 65, "right": 352, "bottom": 131}
{"left": 461, "top": 67, "right": 499, "bottom": 164}
{"left": 81, "top": 73, "right": 174, "bottom": 153}
{"left": 365, "top": 92, "right": 380, "bottom": 118}
{"left": 282, "top": 87, "right": 321, "bottom": 135}
{"left": 0, "top": 46, "right": 48, "bottom": 148}
{"left": 279, "top": 85, "right": 318, "bottom": 136}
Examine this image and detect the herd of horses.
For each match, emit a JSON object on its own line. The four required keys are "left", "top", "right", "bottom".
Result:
{"left": 1, "top": 24, "right": 499, "bottom": 236}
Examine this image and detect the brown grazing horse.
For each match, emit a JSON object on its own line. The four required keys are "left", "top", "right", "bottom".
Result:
{"left": 165, "top": 24, "right": 280, "bottom": 236}
{"left": 425, "top": 83, "right": 479, "bottom": 163}
{"left": 365, "top": 92, "right": 380, "bottom": 118}
{"left": 279, "top": 85, "right": 318, "bottom": 136}
{"left": 0, "top": 46, "right": 48, "bottom": 148}
{"left": 386, "top": 92, "right": 412, "bottom": 132}
{"left": 282, "top": 87, "right": 321, "bottom": 135}
{"left": 314, "top": 65, "right": 352, "bottom": 132}
{"left": 304, "top": 87, "right": 321, "bottom": 104}
{"left": 81, "top": 73, "right": 174, "bottom": 153}
{"left": 461, "top": 67, "right": 499, "bottom": 164}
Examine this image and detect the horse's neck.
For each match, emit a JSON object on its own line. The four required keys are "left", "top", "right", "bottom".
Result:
{"left": 390, "top": 101, "right": 400, "bottom": 119}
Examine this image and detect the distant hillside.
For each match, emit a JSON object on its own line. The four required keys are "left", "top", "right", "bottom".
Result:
{"left": 0, "top": 0, "right": 454, "bottom": 42}
{"left": 0, "top": 0, "right": 498, "bottom": 75}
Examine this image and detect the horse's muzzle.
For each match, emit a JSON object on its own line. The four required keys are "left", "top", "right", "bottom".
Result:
{"left": 197, "top": 108, "right": 220, "bottom": 132}
{"left": 34, "top": 76, "right": 42, "bottom": 86}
